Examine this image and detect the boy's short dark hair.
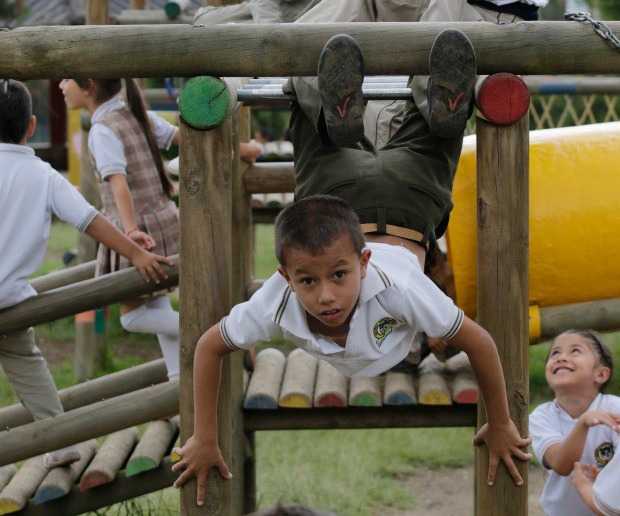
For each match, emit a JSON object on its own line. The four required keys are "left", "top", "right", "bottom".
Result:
{"left": 275, "top": 195, "right": 365, "bottom": 266}
{"left": 548, "top": 329, "right": 614, "bottom": 391}
{"left": 0, "top": 80, "right": 32, "bottom": 144}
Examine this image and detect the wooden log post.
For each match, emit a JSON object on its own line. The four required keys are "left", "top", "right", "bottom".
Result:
{"left": 33, "top": 440, "right": 97, "bottom": 504}
{"left": 79, "top": 427, "right": 139, "bottom": 490}
{"left": 126, "top": 417, "right": 179, "bottom": 476}
{"left": 0, "top": 457, "right": 47, "bottom": 514}
{"left": 131, "top": 0, "right": 147, "bottom": 8}
{"left": 244, "top": 348, "right": 285, "bottom": 410}
{"left": 314, "top": 360, "right": 348, "bottom": 408}
{"left": 349, "top": 376, "right": 382, "bottom": 407}
{"left": 474, "top": 112, "right": 530, "bottom": 516}
{"left": 178, "top": 76, "right": 243, "bottom": 516}
{"left": 75, "top": 0, "right": 109, "bottom": 382}
{"left": 279, "top": 349, "right": 318, "bottom": 408}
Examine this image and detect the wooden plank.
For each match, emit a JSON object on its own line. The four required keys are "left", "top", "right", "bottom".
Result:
{"left": 475, "top": 114, "right": 529, "bottom": 516}
{"left": 79, "top": 428, "right": 139, "bottom": 490}
{"left": 243, "top": 405, "right": 476, "bottom": 431}
{"left": 0, "top": 256, "right": 178, "bottom": 335}
{"left": 244, "top": 162, "right": 295, "bottom": 194}
{"left": 0, "top": 359, "right": 167, "bottom": 431}
{"left": 17, "top": 458, "right": 177, "bottom": 516}
{"left": 4, "top": 23, "right": 620, "bottom": 80}
{"left": 0, "top": 382, "right": 178, "bottom": 467}
{"left": 179, "top": 108, "right": 240, "bottom": 514}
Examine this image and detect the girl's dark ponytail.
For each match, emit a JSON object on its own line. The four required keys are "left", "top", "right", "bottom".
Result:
{"left": 123, "top": 78, "right": 174, "bottom": 198}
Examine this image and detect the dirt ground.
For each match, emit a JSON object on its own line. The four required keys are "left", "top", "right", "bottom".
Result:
{"left": 382, "top": 465, "right": 546, "bottom": 516}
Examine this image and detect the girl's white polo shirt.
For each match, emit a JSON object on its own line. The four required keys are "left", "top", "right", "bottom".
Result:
{"left": 219, "top": 242, "right": 464, "bottom": 377}
{"left": 530, "top": 393, "right": 620, "bottom": 516}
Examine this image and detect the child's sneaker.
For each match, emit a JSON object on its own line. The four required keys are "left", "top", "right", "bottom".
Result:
{"left": 427, "top": 29, "right": 477, "bottom": 138}
{"left": 317, "top": 34, "right": 365, "bottom": 146}
{"left": 44, "top": 444, "right": 81, "bottom": 469}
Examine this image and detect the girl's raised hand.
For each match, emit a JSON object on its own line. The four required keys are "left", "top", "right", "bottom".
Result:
{"left": 128, "top": 229, "right": 156, "bottom": 250}
{"left": 579, "top": 410, "right": 620, "bottom": 432}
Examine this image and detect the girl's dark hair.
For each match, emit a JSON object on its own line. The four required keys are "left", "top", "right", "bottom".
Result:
{"left": 549, "top": 329, "right": 614, "bottom": 392}
{"left": 76, "top": 78, "right": 173, "bottom": 198}
{"left": 274, "top": 195, "right": 365, "bottom": 266}
{"left": 0, "top": 79, "right": 32, "bottom": 144}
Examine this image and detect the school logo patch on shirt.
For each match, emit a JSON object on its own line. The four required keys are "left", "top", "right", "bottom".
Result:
{"left": 594, "top": 442, "right": 614, "bottom": 468}
{"left": 373, "top": 318, "right": 398, "bottom": 346}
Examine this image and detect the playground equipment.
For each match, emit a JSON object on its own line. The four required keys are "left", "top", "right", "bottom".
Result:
{"left": 1, "top": 16, "right": 620, "bottom": 516}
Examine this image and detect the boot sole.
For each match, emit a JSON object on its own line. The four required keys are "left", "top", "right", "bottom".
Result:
{"left": 318, "top": 34, "right": 365, "bottom": 146}
{"left": 428, "top": 29, "right": 477, "bottom": 138}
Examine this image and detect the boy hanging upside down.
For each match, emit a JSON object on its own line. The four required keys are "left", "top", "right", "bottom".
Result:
{"left": 173, "top": 30, "right": 531, "bottom": 506}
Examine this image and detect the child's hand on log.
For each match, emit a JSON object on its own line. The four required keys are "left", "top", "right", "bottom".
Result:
{"left": 473, "top": 420, "right": 532, "bottom": 486}
{"left": 172, "top": 435, "right": 232, "bottom": 507}
{"left": 131, "top": 250, "right": 173, "bottom": 284}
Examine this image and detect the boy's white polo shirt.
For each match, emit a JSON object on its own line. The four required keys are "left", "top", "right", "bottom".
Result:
{"left": 219, "top": 242, "right": 464, "bottom": 377}
{"left": 530, "top": 393, "right": 620, "bottom": 516}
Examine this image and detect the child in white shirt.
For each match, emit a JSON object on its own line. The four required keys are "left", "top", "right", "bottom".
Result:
{"left": 530, "top": 330, "right": 620, "bottom": 516}
{"left": 0, "top": 79, "right": 171, "bottom": 468}
{"left": 172, "top": 195, "right": 531, "bottom": 507}
{"left": 573, "top": 445, "right": 620, "bottom": 515}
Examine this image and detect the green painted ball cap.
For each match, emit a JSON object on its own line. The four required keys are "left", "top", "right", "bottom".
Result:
{"left": 179, "top": 76, "right": 231, "bottom": 130}
{"left": 164, "top": 1, "right": 182, "bottom": 19}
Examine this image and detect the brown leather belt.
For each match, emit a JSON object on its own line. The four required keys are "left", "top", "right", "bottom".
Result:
{"left": 360, "top": 223, "right": 425, "bottom": 244}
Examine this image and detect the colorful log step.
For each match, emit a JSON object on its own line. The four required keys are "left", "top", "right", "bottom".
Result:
{"left": 349, "top": 376, "right": 382, "bottom": 407}
{"left": 279, "top": 349, "right": 317, "bottom": 408}
{"left": 33, "top": 440, "right": 96, "bottom": 504}
{"left": 446, "top": 352, "right": 479, "bottom": 404}
{"left": 126, "top": 417, "right": 179, "bottom": 477}
{"left": 383, "top": 372, "right": 417, "bottom": 406}
{"left": 0, "top": 456, "right": 48, "bottom": 514}
{"left": 79, "top": 427, "right": 139, "bottom": 491}
{"left": 244, "top": 348, "right": 286, "bottom": 409}
{"left": 178, "top": 76, "right": 232, "bottom": 130}
{"left": 313, "top": 360, "right": 348, "bottom": 407}
{"left": 418, "top": 355, "right": 452, "bottom": 406}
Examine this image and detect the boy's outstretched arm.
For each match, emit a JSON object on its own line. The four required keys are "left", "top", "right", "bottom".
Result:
{"left": 172, "top": 325, "right": 234, "bottom": 506}
{"left": 448, "top": 316, "right": 532, "bottom": 486}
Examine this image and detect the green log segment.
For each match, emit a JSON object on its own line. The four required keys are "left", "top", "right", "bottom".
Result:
{"left": 179, "top": 76, "right": 232, "bottom": 130}
{"left": 3, "top": 22, "right": 620, "bottom": 80}
{"left": 0, "top": 359, "right": 167, "bottom": 430}
{"left": 126, "top": 417, "right": 179, "bottom": 476}
{"left": 0, "top": 256, "right": 178, "bottom": 335}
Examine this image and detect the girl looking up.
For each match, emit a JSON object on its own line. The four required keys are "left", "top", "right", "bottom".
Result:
{"left": 60, "top": 78, "right": 180, "bottom": 380}
{"left": 530, "top": 330, "right": 620, "bottom": 516}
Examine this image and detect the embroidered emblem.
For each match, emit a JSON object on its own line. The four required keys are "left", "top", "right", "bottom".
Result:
{"left": 594, "top": 442, "right": 615, "bottom": 468}
{"left": 373, "top": 318, "right": 398, "bottom": 345}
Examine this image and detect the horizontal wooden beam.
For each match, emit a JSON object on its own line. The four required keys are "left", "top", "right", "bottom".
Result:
{"left": 539, "top": 297, "right": 620, "bottom": 340}
{"left": 243, "top": 405, "right": 476, "bottom": 431}
{"left": 0, "top": 382, "right": 178, "bottom": 467}
{"left": 3, "top": 22, "right": 620, "bottom": 79}
{"left": 114, "top": 9, "right": 193, "bottom": 24}
{"left": 30, "top": 261, "right": 96, "bottom": 294}
{"left": 0, "top": 359, "right": 167, "bottom": 430}
{"left": 18, "top": 458, "right": 177, "bottom": 516}
{"left": 0, "top": 256, "right": 178, "bottom": 335}
{"left": 244, "top": 162, "right": 294, "bottom": 194}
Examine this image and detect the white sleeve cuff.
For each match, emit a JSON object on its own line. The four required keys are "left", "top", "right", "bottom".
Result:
{"left": 219, "top": 317, "right": 241, "bottom": 351}
{"left": 77, "top": 208, "right": 100, "bottom": 233}
{"left": 442, "top": 308, "right": 464, "bottom": 341}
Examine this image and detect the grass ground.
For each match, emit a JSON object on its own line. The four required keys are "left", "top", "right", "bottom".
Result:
{"left": 6, "top": 221, "right": 620, "bottom": 515}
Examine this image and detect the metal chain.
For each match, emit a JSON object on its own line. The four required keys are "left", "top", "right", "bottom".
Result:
{"left": 565, "top": 11, "right": 620, "bottom": 50}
